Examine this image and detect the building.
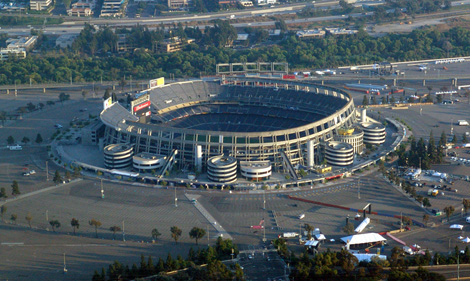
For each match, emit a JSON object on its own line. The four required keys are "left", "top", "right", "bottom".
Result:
{"left": 359, "top": 122, "right": 386, "bottom": 145}
{"left": 81, "top": 121, "right": 105, "bottom": 145}
{"left": 325, "top": 141, "right": 354, "bottom": 166}
{"left": 167, "top": 0, "right": 190, "bottom": 9}
{"left": 30, "top": 0, "right": 52, "bottom": 10}
{"left": 296, "top": 29, "right": 326, "bottom": 39}
{"left": 100, "top": 0, "right": 125, "bottom": 17}
{"left": 67, "top": 3, "right": 93, "bottom": 17}
{"left": 207, "top": 155, "right": 238, "bottom": 183}
{"left": 6, "top": 36, "right": 38, "bottom": 51}
{"left": 133, "top": 152, "right": 166, "bottom": 171}
{"left": 116, "top": 34, "right": 136, "bottom": 53}
{"left": 334, "top": 127, "right": 364, "bottom": 154}
{"left": 103, "top": 143, "right": 134, "bottom": 169}
{"left": 240, "top": 160, "right": 272, "bottom": 181}
{"left": 254, "top": 0, "right": 275, "bottom": 5}
{"left": 238, "top": 0, "right": 253, "bottom": 7}
{"left": 56, "top": 35, "right": 77, "bottom": 48}
{"left": 156, "top": 37, "right": 195, "bottom": 53}
{"left": 0, "top": 48, "right": 26, "bottom": 61}
{"left": 325, "top": 27, "right": 358, "bottom": 35}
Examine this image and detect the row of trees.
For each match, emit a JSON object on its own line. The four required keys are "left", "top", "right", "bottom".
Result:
{"left": 6, "top": 134, "right": 43, "bottom": 145}
{"left": 395, "top": 132, "right": 447, "bottom": 170}
{"left": 0, "top": 180, "right": 21, "bottom": 200}
{"left": 92, "top": 237, "right": 241, "bottom": 281}
{"left": 2, "top": 26, "right": 470, "bottom": 85}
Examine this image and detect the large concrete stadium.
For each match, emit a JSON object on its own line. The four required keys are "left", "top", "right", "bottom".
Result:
{"left": 100, "top": 78, "right": 357, "bottom": 174}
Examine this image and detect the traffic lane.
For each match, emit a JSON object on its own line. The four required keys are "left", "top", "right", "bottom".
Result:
{"left": 238, "top": 251, "right": 286, "bottom": 281}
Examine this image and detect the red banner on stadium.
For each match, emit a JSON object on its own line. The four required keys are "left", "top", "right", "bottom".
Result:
{"left": 133, "top": 101, "right": 151, "bottom": 113}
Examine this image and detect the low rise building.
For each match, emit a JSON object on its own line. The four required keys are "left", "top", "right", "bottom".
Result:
{"left": 0, "top": 48, "right": 26, "bottom": 61}
{"left": 238, "top": 0, "right": 253, "bottom": 7}
{"left": 100, "top": 0, "right": 125, "bottom": 17}
{"left": 296, "top": 29, "right": 325, "bottom": 38}
{"left": 30, "top": 0, "right": 52, "bottom": 10}
{"left": 56, "top": 35, "right": 77, "bottom": 48}
{"left": 167, "top": 0, "right": 190, "bottom": 9}
{"left": 67, "top": 1, "right": 94, "bottom": 17}
{"left": 6, "top": 36, "right": 38, "bottom": 51}
{"left": 254, "top": 0, "right": 275, "bottom": 5}
{"left": 325, "top": 27, "right": 358, "bottom": 35}
{"left": 156, "top": 37, "right": 195, "bottom": 53}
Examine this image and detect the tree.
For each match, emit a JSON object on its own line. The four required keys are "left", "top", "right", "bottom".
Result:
{"left": 452, "top": 134, "right": 457, "bottom": 144}
{"left": 10, "top": 214, "right": 17, "bottom": 224}
{"left": 362, "top": 95, "right": 369, "bottom": 106}
{"left": 11, "top": 181, "right": 20, "bottom": 196}
{"left": 71, "top": 218, "right": 80, "bottom": 235}
{"left": 464, "top": 199, "right": 470, "bottom": 214}
{"left": 463, "top": 133, "right": 468, "bottom": 144}
{"left": 189, "top": 227, "right": 206, "bottom": 245}
{"left": 0, "top": 187, "right": 7, "bottom": 198}
{"left": 26, "top": 212, "right": 32, "bottom": 228}
{"left": 109, "top": 225, "right": 121, "bottom": 240}
{"left": 58, "top": 93, "right": 70, "bottom": 104}
{"left": 89, "top": 219, "right": 102, "bottom": 238}
{"left": 49, "top": 220, "right": 61, "bottom": 232}
{"left": 35, "top": 133, "right": 43, "bottom": 144}
{"left": 304, "top": 223, "right": 314, "bottom": 240}
{"left": 65, "top": 170, "right": 71, "bottom": 180}
{"left": 103, "top": 88, "right": 111, "bottom": 100}
{"left": 444, "top": 205, "right": 455, "bottom": 221}
{"left": 422, "top": 214, "right": 429, "bottom": 225}
{"left": 7, "top": 136, "right": 14, "bottom": 145}
{"left": 0, "top": 205, "right": 6, "bottom": 222}
{"left": 423, "top": 197, "right": 431, "bottom": 207}
{"left": 81, "top": 90, "right": 88, "bottom": 100}
{"left": 22, "top": 137, "right": 30, "bottom": 144}
{"left": 119, "top": 77, "right": 127, "bottom": 91}
{"left": 342, "top": 222, "right": 355, "bottom": 234}
{"left": 170, "top": 226, "right": 182, "bottom": 244}
{"left": 151, "top": 228, "right": 161, "bottom": 242}
{"left": 53, "top": 170, "right": 62, "bottom": 184}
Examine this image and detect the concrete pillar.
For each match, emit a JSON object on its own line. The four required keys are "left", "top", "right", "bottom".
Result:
{"left": 361, "top": 109, "right": 367, "bottom": 123}
{"left": 195, "top": 145, "right": 202, "bottom": 173}
{"left": 393, "top": 79, "right": 397, "bottom": 86}
{"left": 422, "top": 80, "right": 426, "bottom": 86}
{"left": 321, "top": 80, "right": 324, "bottom": 85}
{"left": 307, "top": 140, "right": 315, "bottom": 167}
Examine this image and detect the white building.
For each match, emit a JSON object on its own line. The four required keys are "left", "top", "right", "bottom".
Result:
{"left": 0, "top": 48, "right": 26, "bottom": 61}
{"left": 30, "top": 0, "right": 52, "bottom": 10}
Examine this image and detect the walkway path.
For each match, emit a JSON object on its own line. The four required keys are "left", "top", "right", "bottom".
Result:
{"left": 184, "top": 193, "right": 233, "bottom": 240}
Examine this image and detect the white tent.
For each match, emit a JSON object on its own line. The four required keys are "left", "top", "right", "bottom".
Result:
{"left": 341, "top": 233, "right": 386, "bottom": 246}
{"left": 305, "top": 240, "right": 320, "bottom": 247}
{"left": 462, "top": 237, "right": 470, "bottom": 243}
{"left": 315, "top": 234, "right": 326, "bottom": 241}
{"left": 459, "top": 236, "right": 464, "bottom": 240}
{"left": 353, "top": 253, "right": 387, "bottom": 262}
{"left": 355, "top": 217, "right": 371, "bottom": 233}
{"left": 450, "top": 224, "right": 464, "bottom": 230}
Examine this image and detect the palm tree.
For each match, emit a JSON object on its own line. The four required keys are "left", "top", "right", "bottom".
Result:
{"left": 25, "top": 213, "right": 32, "bottom": 228}
{"left": 71, "top": 218, "right": 80, "bottom": 235}
{"left": 109, "top": 226, "right": 121, "bottom": 240}
{"left": 89, "top": 219, "right": 102, "bottom": 238}
{"left": 151, "top": 228, "right": 161, "bottom": 242}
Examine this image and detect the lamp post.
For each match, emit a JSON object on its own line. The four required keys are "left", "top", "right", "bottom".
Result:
{"left": 174, "top": 185, "right": 178, "bottom": 207}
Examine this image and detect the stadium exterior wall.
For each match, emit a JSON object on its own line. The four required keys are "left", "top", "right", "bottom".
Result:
{"left": 101, "top": 78, "right": 356, "bottom": 172}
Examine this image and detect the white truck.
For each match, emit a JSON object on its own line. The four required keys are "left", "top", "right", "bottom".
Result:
{"left": 8, "top": 145, "right": 22, "bottom": 150}
{"left": 278, "top": 232, "right": 299, "bottom": 238}
{"left": 458, "top": 120, "right": 469, "bottom": 126}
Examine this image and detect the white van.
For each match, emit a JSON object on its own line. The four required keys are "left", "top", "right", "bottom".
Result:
{"left": 9, "top": 145, "right": 22, "bottom": 150}
{"left": 298, "top": 214, "right": 305, "bottom": 220}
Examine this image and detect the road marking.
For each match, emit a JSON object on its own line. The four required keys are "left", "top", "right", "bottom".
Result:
{"left": 1, "top": 242, "right": 24, "bottom": 245}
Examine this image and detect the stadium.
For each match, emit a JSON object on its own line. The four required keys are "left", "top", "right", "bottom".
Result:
{"left": 100, "top": 77, "right": 358, "bottom": 180}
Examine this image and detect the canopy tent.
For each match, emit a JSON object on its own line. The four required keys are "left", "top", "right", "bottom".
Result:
{"left": 305, "top": 240, "right": 320, "bottom": 247}
{"left": 459, "top": 236, "right": 464, "bottom": 240}
{"left": 315, "top": 234, "right": 326, "bottom": 241}
{"left": 462, "top": 237, "right": 470, "bottom": 243}
{"left": 353, "top": 253, "right": 387, "bottom": 263}
{"left": 341, "top": 233, "right": 386, "bottom": 246}
{"left": 450, "top": 224, "right": 464, "bottom": 230}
